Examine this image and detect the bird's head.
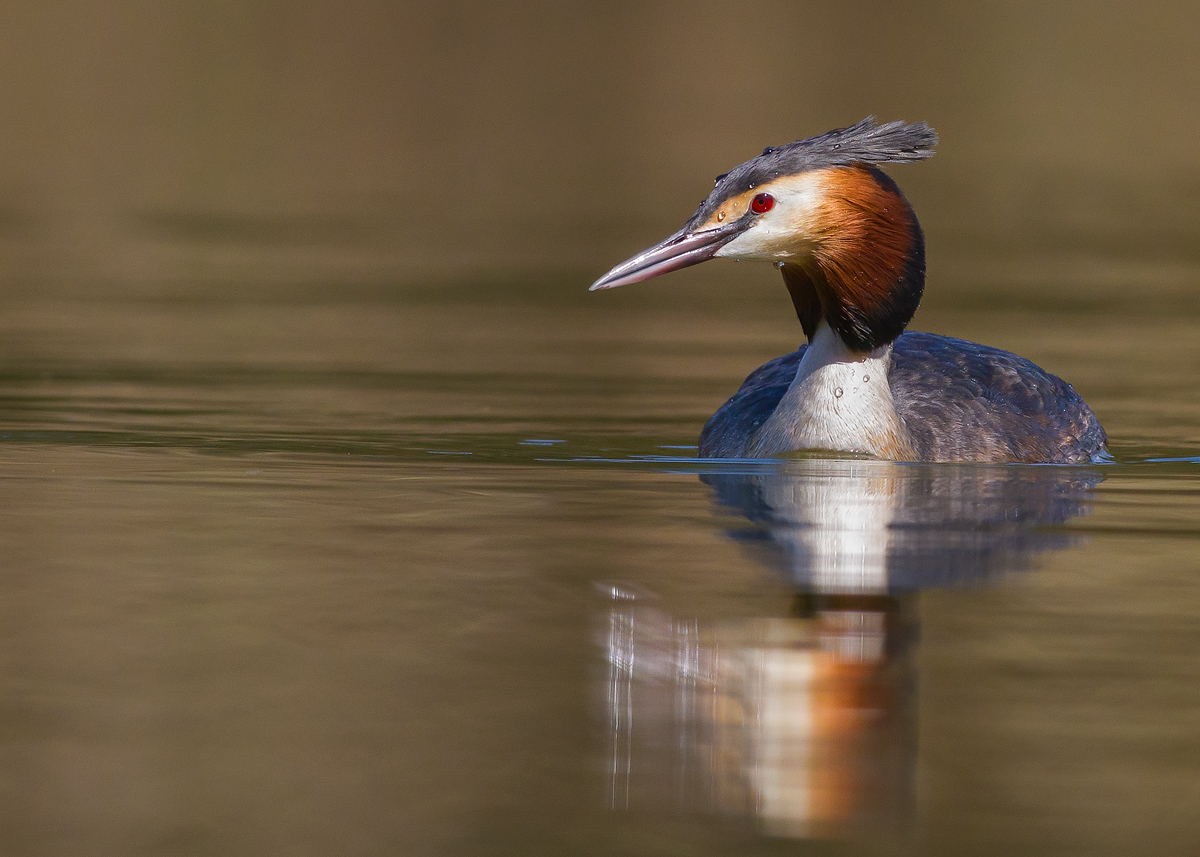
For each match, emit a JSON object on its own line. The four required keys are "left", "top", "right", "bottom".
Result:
{"left": 590, "top": 118, "right": 938, "bottom": 352}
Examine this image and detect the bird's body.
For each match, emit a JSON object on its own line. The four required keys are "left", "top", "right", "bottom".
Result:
{"left": 700, "top": 331, "right": 1106, "bottom": 463}
{"left": 591, "top": 119, "right": 1108, "bottom": 464}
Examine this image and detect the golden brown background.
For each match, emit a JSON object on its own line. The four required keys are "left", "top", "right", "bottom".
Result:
{"left": 1, "top": 2, "right": 1197, "bottom": 299}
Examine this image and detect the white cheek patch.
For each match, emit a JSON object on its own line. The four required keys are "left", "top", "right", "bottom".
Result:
{"left": 713, "top": 173, "right": 830, "bottom": 262}
{"left": 783, "top": 180, "right": 825, "bottom": 210}
{"left": 716, "top": 224, "right": 779, "bottom": 259}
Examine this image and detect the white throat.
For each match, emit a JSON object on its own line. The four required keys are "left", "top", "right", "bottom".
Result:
{"left": 747, "top": 322, "right": 913, "bottom": 459}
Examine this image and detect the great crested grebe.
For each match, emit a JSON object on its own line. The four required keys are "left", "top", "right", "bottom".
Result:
{"left": 591, "top": 118, "right": 1107, "bottom": 464}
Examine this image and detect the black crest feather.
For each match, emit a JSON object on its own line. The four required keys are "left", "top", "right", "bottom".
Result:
{"left": 693, "top": 118, "right": 937, "bottom": 224}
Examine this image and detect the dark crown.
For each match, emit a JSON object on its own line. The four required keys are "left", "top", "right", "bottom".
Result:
{"left": 690, "top": 118, "right": 938, "bottom": 226}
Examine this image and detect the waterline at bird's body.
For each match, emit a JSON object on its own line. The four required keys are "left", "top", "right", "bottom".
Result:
{"left": 591, "top": 118, "right": 1107, "bottom": 464}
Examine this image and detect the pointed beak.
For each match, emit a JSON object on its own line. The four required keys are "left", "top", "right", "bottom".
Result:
{"left": 589, "top": 219, "right": 748, "bottom": 291}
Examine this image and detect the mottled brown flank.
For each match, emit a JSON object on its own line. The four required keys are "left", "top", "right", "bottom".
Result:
{"left": 698, "top": 332, "right": 1109, "bottom": 463}
{"left": 802, "top": 166, "right": 924, "bottom": 351}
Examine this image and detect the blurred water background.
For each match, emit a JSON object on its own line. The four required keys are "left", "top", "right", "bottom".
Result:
{"left": 1, "top": 3, "right": 1200, "bottom": 855}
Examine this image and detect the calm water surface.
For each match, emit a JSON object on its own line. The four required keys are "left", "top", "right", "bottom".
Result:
{"left": 2, "top": 3, "right": 1200, "bottom": 854}
{"left": 0, "top": 271, "right": 1198, "bottom": 857}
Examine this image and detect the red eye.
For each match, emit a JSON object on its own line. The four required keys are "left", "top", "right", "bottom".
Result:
{"left": 751, "top": 192, "right": 775, "bottom": 214}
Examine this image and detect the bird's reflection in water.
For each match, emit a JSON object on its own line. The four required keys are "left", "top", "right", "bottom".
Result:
{"left": 599, "top": 460, "right": 1101, "bottom": 838}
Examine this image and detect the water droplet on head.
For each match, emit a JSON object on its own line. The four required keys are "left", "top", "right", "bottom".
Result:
{"left": 762, "top": 146, "right": 776, "bottom": 156}
{"left": 863, "top": 374, "right": 870, "bottom": 383}
{"left": 834, "top": 387, "right": 843, "bottom": 398}
{"left": 717, "top": 210, "right": 725, "bottom": 222}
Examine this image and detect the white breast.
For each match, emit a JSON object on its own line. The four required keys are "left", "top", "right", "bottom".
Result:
{"left": 747, "top": 322, "right": 913, "bottom": 459}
